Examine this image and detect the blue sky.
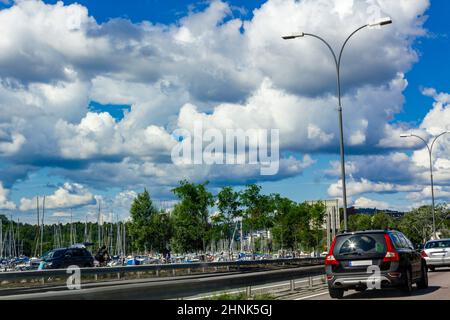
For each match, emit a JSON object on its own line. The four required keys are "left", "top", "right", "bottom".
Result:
{"left": 0, "top": 0, "right": 449, "bottom": 223}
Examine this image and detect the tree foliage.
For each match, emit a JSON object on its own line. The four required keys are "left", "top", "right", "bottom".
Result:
{"left": 170, "top": 180, "right": 214, "bottom": 253}
{"left": 129, "top": 189, "right": 170, "bottom": 253}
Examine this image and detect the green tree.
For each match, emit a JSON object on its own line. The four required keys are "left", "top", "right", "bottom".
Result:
{"left": 307, "top": 202, "right": 327, "bottom": 254}
{"left": 271, "top": 197, "right": 305, "bottom": 252}
{"left": 271, "top": 194, "right": 295, "bottom": 251}
{"left": 398, "top": 205, "right": 449, "bottom": 244}
{"left": 371, "top": 212, "right": 395, "bottom": 230}
{"left": 149, "top": 212, "right": 173, "bottom": 253}
{"left": 129, "top": 189, "right": 159, "bottom": 253}
{"left": 215, "top": 186, "right": 242, "bottom": 252}
{"left": 348, "top": 214, "right": 373, "bottom": 231}
{"left": 171, "top": 180, "right": 214, "bottom": 253}
{"left": 240, "top": 185, "right": 274, "bottom": 254}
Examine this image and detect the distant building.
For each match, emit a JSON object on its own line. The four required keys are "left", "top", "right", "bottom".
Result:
{"left": 307, "top": 199, "right": 340, "bottom": 250}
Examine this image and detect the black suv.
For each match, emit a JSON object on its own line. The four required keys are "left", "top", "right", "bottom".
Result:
{"left": 41, "top": 247, "right": 94, "bottom": 269}
{"left": 325, "top": 230, "right": 428, "bottom": 299}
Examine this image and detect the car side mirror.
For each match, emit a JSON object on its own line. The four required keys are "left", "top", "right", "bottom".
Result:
{"left": 65, "top": 254, "right": 72, "bottom": 259}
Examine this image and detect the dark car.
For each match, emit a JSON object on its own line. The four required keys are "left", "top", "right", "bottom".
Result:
{"left": 41, "top": 247, "right": 94, "bottom": 269}
{"left": 325, "top": 230, "right": 428, "bottom": 299}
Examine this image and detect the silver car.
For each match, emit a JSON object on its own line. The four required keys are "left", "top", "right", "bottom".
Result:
{"left": 422, "top": 239, "right": 450, "bottom": 271}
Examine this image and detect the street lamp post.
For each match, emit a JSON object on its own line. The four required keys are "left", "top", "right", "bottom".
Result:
{"left": 282, "top": 17, "right": 392, "bottom": 231}
{"left": 400, "top": 131, "right": 449, "bottom": 239}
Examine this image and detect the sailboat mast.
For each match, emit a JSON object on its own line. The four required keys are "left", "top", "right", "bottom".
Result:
{"left": 40, "top": 196, "right": 45, "bottom": 257}
{"left": 123, "top": 222, "right": 126, "bottom": 256}
{"left": 240, "top": 219, "right": 243, "bottom": 253}
{"left": 41, "top": 196, "right": 45, "bottom": 256}
{"left": 0, "top": 218, "right": 3, "bottom": 258}
{"left": 97, "top": 201, "right": 101, "bottom": 248}
{"left": 70, "top": 209, "right": 73, "bottom": 246}
{"left": 10, "top": 216, "right": 15, "bottom": 258}
{"left": 16, "top": 218, "right": 20, "bottom": 256}
{"left": 84, "top": 217, "right": 88, "bottom": 243}
{"left": 34, "top": 196, "right": 40, "bottom": 257}
{"left": 109, "top": 212, "right": 113, "bottom": 254}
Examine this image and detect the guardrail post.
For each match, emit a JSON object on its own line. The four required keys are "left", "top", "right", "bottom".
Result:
{"left": 172, "top": 269, "right": 176, "bottom": 277}
{"left": 309, "top": 276, "right": 313, "bottom": 288}
{"left": 202, "top": 267, "right": 205, "bottom": 273}
{"left": 117, "top": 272, "right": 120, "bottom": 280}
{"left": 290, "top": 279, "right": 295, "bottom": 292}
{"left": 246, "top": 286, "right": 252, "bottom": 297}
{"left": 156, "top": 269, "right": 159, "bottom": 277}
{"left": 188, "top": 268, "right": 191, "bottom": 275}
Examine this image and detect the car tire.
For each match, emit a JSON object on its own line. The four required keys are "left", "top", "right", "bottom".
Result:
{"left": 401, "top": 269, "right": 413, "bottom": 295}
{"left": 428, "top": 266, "right": 435, "bottom": 272}
{"left": 417, "top": 264, "right": 429, "bottom": 289}
{"left": 329, "top": 288, "right": 344, "bottom": 299}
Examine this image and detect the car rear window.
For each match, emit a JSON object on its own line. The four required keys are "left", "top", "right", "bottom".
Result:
{"left": 425, "top": 240, "right": 450, "bottom": 249}
{"left": 333, "top": 233, "right": 387, "bottom": 259}
{"left": 45, "top": 249, "right": 65, "bottom": 259}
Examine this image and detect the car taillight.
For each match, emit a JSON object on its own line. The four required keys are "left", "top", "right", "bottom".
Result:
{"left": 325, "top": 237, "right": 339, "bottom": 266}
{"left": 421, "top": 250, "right": 428, "bottom": 258}
{"left": 383, "top": 234, "right": 400, "bottom": 263}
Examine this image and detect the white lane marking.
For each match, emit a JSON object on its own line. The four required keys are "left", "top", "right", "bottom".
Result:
{"left": 294, "top": 291, "right": 329, "bottom": 300}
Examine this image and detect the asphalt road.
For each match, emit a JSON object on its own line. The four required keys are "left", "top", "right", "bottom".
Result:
{"left": 302, "top": 268, "right": 450, "bottom": 300}
{"left": 2, "top": 267, "right": 448, "bottom": 300}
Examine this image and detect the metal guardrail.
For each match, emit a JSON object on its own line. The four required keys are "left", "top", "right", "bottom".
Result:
{"left": 0, "top": 257, "right": 324, "bottom": 283}
{"left": 0, "top": 265, "right": 326, "bottom": 300}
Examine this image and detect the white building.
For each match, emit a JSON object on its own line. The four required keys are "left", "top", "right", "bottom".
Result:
{"left": 307, "top": 199, "right": 340, "bottom": 250}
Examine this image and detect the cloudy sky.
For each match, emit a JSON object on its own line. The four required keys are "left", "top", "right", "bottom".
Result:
{"left": 0, "top": 0, "right": 449, "bottom": 224}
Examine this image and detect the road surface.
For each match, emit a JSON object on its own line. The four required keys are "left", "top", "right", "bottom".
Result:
{"left": 301, "top": 268, "right": 450, "bottom": 300}
{"left": 1, "top": 268, "right": 448, "bottom": 300}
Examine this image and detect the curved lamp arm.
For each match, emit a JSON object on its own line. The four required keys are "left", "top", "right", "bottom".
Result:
{"left": 338, "top": 25, "right": 369, "bottom": 69}
{"left": 410, "top": 134, "right": 432, "bottom": 154}
{"left": 430, "top": 131, "right": 449, "bottom": 153}
{"left": 303, "top": 24, "right": 369, "bottom": 106}
{"left": 303, "top": 33, "right": 339, "bottom": 69}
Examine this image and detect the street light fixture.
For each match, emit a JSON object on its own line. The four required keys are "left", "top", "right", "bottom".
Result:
{"left": 368, "top": 17, "right": 393, "bottom": 27}
{"left": 282, "top": 33, "right": 305, "bottom": 40}
{"left": 400, "top": 131, "right": 450, "bottom": 239}
{"left": 282, "top": 18, "right": 392, "bottom": 231}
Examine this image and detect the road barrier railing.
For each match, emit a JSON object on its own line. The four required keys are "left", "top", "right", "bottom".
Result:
{"left": 0, "top": 257, "right": 324, "bottom": 291}
{"left": 0, "top": 263, "right": 326, "bottom": 300}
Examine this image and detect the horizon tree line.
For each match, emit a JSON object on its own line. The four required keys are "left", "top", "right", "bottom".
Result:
{"left": 1, "top": 180, "right": 449, "bottom": 257}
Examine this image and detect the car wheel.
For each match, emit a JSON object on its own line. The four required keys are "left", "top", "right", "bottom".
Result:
{"left": 401, "top": 269, "right": 413, "bottom": 295}
{"left": 329, "top": 288, "right": 344, "bottom": 299}
{"left": 417, "top": 264, "right": 429, "bottom": 289}
{"left": 428, "top": 266, "right": 435, "bottom": 272}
